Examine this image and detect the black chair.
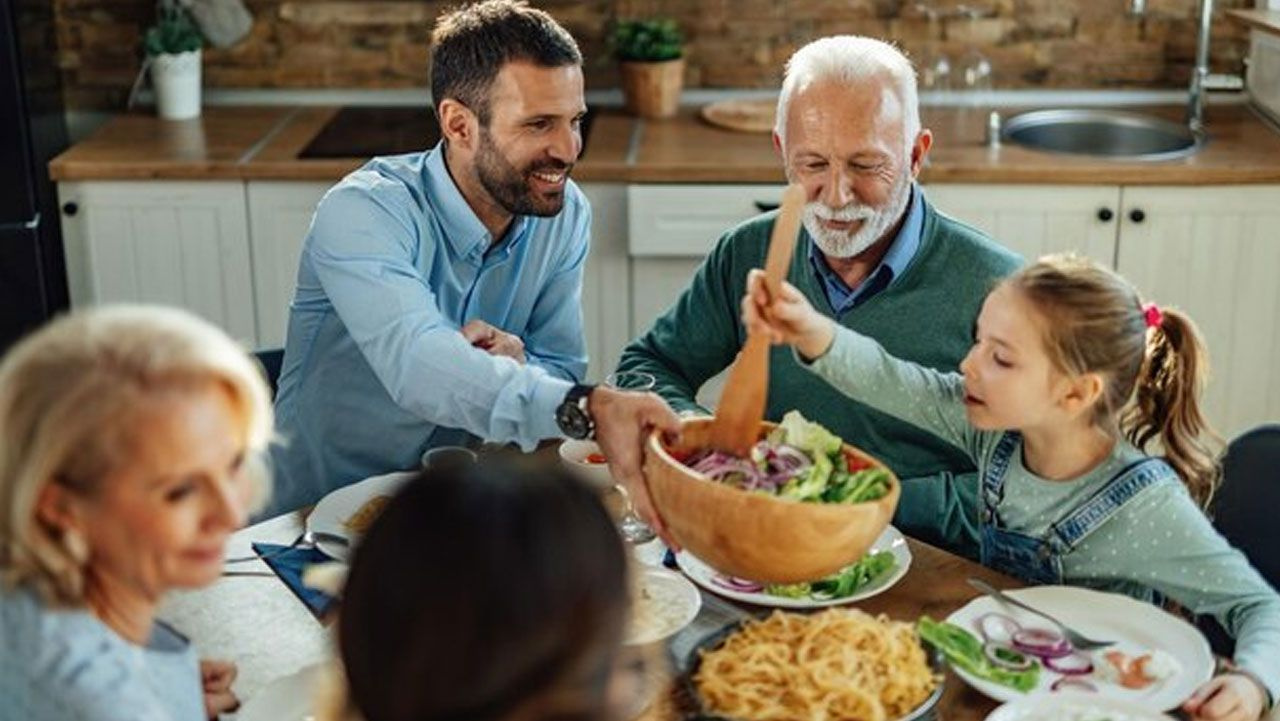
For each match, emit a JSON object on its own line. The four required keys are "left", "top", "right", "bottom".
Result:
{"left": 1198, "top": 424, "right": 1280, "bottom": 654}
{"left": 252, "top": 347, "right": 285, "bottom": 400}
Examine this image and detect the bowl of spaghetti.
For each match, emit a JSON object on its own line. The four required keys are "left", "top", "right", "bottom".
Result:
{"left": 643, "top": 414, "right": 900, "bottom": 584}
{"left": 687, "top": 608, "right": 944, "bottom": 721}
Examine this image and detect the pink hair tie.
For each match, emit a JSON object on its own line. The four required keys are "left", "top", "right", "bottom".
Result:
{"left": 1143, "top": 303, "right": 1163, "bottom": 329}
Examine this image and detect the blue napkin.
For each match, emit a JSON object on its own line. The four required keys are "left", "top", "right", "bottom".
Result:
{"left": 253, "top": 542, "right": 338, "bottom": 619}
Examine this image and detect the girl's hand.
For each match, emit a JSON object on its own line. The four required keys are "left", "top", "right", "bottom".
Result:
{"left": 741, "top": 269, "right": 834, "bottom": 361}
{"left": 200, "top": 659, "right": 240, "bottom": 719}
{"left": 1183, "top": 673, "right": 1268, "bottom": 721}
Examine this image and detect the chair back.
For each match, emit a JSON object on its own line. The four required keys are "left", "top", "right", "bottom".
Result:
{"left": 253, "top": 347, "right": 285, "bottom": 400}
{"left": 1198, "top": 424, "right": 1280, "bottom": 654}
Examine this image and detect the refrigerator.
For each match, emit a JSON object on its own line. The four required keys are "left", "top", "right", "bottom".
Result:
{"left": 0, "top": 0, "right": 70, "bottom": 353}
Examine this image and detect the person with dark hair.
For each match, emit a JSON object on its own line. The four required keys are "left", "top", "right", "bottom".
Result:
{"left": 267, "top": 0, "right": 678, "bottom": 525}
{"left": 320, "top": 459, "right": 630, "bottom": 721}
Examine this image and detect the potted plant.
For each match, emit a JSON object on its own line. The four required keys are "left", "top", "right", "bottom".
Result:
{"left": 610, "top": 18, "right": 685, "bottom": 119}
{"left": 143, "top": 0, "right": 203, "bottom": 120}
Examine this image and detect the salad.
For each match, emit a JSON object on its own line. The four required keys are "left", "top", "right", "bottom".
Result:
{"left": 755, "top": 550, "right": 896, "bottom": 600}
{"left": 679, "top": 411, "right": 891, "bottom": 504}
{"left": 917, "top": 615, "right": 1177, "bottom": 695}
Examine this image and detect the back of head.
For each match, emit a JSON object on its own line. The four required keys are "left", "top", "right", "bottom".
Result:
{"left": 0, "top": 304, "right": 273, "bottom": 602}
{"left": 338, "top": 458, "right": 628, "bottom": 721}
{"left": 1008, "top": 254, "right": 1220, "bottom": 505}
{"left": 775, "top": 35, "right": 920, "bottom": 155}
{"left": 430, "top": 0, "right": 582, "bottom": 125}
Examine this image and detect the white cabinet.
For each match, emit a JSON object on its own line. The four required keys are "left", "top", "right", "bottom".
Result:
{"left": 57, "top": 180, "right": 258, "bottom": 346}
{"left": 579, "top": 183, "right": 630, "bottom": 382}
{"left": 1116, "top": 185, "right": 1280, "bottom": 439}
{"left": 246, "top": 181, "right": 332, "bottom": 348}
{"left": 628, "top": 184, "right": 785, "bottom": 338}
{"left": 923, "top": 184, "right": 1120, "bottom": 267}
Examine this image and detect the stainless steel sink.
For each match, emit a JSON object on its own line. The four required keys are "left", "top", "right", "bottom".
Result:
{"left": 1002, "top": 109, "right": 1203, "bottom": 161}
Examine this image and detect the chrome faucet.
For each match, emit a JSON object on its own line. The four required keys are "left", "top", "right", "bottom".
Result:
{"left": 1187, "top": 0, "right": 1215, "bottom": 133}
{"left": 1130, "top": 0, "right": 1216, "bottom": 134}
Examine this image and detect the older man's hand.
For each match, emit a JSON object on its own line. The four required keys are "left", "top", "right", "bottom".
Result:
{"left": 588, "top": 386, "right": 682, "bottom": 548}
{"left": 461, "top": 320, "right": 526, "bottom": 364}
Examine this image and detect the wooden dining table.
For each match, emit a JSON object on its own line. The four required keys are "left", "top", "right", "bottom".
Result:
{"left": 637, "top": 537, "right": 1023, "bottom": 721}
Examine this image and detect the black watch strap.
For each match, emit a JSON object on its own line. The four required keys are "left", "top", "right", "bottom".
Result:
{"left": 556, "top": 383, "right": 597, "bottom": 440}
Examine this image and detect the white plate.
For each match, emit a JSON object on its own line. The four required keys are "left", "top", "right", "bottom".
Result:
{"left": 627, "top": 566, "right": 702, "bottom": 645}
{"left": 985, "top": 689, "right": 1175, "bottom": 721}
{"left": 236, "top": 662, "right": 326, "bottom": 721}
{"left": 306, "top": 471, "right": 415, "bottom": 561}
{"left": 675, "top": 525, "right": 912, "bottom": 608}
{"left": 947, "top": 585, "right": 1213, "bottom": 711}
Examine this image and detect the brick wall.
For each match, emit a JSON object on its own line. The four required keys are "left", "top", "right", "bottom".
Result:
{"left": 55, "top": 0, "right": 1252, "bottom": 111}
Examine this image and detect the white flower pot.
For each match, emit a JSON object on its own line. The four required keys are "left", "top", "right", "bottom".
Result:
{"left": 151, "top": 49, "right": 202, "bottom": 120}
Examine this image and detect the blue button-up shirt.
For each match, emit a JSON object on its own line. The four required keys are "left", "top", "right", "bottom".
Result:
{"left": 265, "top": 144, "right": 589, "bottom": 516}
{"left": 807, "top": 184, "right": 924, "bottom": 315}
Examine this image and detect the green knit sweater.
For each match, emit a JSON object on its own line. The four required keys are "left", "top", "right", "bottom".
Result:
{"left": 617, "top": 194, "right": 1022, "bottom": 551}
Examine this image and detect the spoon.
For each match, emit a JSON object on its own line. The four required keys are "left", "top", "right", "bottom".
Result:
{"left": 708, "top": 183, "right": 806, "bottom": 456}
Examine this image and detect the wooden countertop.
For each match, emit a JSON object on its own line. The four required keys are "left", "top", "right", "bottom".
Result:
{"left": 1228, "top": 9, "right": 1280, "bottom": 38}
{"left": 49, "top": 102, "right": 1280, "bottom": 185}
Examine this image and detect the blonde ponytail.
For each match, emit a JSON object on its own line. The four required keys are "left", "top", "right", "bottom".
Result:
{"left": 1121, "top": 307, "right": 1221, "bottom": 507}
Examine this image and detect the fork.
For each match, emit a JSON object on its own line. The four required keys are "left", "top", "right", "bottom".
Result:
{"left": 223, "top": 529, "right": 349, "bottom": 565}
{"left": 967, "top": 578, "right": 1114, "bottom": 651}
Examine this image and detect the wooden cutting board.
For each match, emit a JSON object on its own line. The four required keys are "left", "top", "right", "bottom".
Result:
{"left": 699, "top": 97, "right": 778, "bottom": 134}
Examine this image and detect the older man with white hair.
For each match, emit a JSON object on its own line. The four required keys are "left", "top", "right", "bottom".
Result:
{"left": 617, "top": 36, "right": 1021, "bottom": 556}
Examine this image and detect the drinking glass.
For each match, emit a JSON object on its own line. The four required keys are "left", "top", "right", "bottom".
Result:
{"left": 956, "top": 5, "right": 994, "bottom": 103}
{"left": 916, "top": 3, "right": 953, "bottom": 93}
{"left": 603, "top": 371, "right": 658, "bottom": 544}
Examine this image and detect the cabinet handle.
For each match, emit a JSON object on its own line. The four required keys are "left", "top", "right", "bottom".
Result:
{"left": 62, "top": 202, "right": 78, "bottom": 216}
{"left": 754, "top": 201, "right": 780, "bottom": 212}
{"left": 1129, "top": 208, "right": 1146, "bottom": 223}
{"left": 1097, "top": 207, "right": 1114, "bottom": 222}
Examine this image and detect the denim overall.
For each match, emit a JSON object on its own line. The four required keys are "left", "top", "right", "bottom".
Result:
{"left": 979, "top": 432, "right": 1176, "bottom": 585}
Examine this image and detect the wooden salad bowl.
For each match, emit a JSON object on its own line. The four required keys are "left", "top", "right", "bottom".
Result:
{"left": 644, "top": 417, "right": 900, "bottom": 584}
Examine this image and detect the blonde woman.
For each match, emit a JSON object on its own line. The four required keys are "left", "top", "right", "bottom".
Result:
{"left": 0, "top": 305, "right": 274, "bottom": 721}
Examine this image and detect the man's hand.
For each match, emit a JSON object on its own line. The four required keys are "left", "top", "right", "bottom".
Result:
{"left": 1183, "top": 673, "right": 1269, "bottom": 721}
{"left": 589, "top": 386, "right": 681, "bottom": 547}
{"left": 200, "top": 659, "right": 239, "bottom": 719}
{"left": 461, "top": 319, "right": 526, "bottom": 364}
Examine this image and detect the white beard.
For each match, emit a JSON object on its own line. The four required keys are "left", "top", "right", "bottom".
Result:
{"left": 802, "top": 175, "right": 913, "bottom": 259}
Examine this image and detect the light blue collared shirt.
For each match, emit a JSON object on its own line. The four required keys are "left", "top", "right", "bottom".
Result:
{"left": 0, "top": 585, "right": 203, "bottom": 721}
{"left": 807, "top": 184, "right": 924, "bottom": 315}
{"left": 266, "top": 144, "right": 589, "bottom": 516}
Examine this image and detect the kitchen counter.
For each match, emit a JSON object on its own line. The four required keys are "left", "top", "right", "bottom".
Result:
{"left": 49, "top": 102, "right": 1280, "bottom": 185}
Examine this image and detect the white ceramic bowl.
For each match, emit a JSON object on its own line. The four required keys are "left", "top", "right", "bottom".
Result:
{"left": 557, "top": 439, "right": 615, "bottom": 491}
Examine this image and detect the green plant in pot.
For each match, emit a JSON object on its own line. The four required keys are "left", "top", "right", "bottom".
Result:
{"left": 143, "top": 0, "right": 204, "bottom": 120}
{"left": 610, "top": 18, "right": 685, "bottom": 119}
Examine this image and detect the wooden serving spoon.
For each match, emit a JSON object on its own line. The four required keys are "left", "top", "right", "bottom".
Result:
{"left": 707, "top": 183, "right": 807, "bottom": 456}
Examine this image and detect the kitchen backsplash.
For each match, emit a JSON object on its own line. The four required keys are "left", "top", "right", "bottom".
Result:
{"left": 56, "top": 0, "right": 1252, "bottom": 111}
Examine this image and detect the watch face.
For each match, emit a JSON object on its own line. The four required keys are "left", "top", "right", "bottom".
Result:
{"left": 556, "top": 401, "right": 591, "bottom": 440}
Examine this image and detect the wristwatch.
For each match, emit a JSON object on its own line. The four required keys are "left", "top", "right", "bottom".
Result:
{"left": 555, "top": 383, "right": 597, "bottom": 440}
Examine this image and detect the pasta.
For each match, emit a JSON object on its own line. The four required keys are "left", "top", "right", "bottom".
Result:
{"left": 343, "top": 495, "right": 391, "bottom": 535}
{"left": 693, "top": 608, "right": 938, "bottom": 721}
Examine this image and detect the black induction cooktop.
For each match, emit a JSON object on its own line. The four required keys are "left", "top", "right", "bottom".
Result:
{"left": 297, "top": 105, "right": 596, "bottom": 159}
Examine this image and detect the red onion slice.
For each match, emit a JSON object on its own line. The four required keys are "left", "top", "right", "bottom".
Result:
{"left": 975, "top": 612, "right": 1022, "bottom": 645}
{"left": 711, "top": 574, "right": 764, "bottom": 593}
{"left": 1044, "top": 652, "right": 1094, "bottom": 675}
{"left": 1012, "top": 627, "right": 1073, "bottom": 658}
{"left": 1051, "top": 677, "right": 1098, "bottom": 692}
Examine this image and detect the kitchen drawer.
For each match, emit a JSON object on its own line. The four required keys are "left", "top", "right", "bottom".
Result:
{"left": 628, "top": 184, "right": 786, "bottom": 257}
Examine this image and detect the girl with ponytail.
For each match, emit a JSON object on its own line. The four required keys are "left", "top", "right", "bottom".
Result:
{"left": 744, "top": 253, "right": 1279, "bottom": 721}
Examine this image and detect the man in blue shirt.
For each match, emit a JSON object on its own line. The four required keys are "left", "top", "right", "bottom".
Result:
{"left": 268, "top": 0, "right": 677, "bottom": 521}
